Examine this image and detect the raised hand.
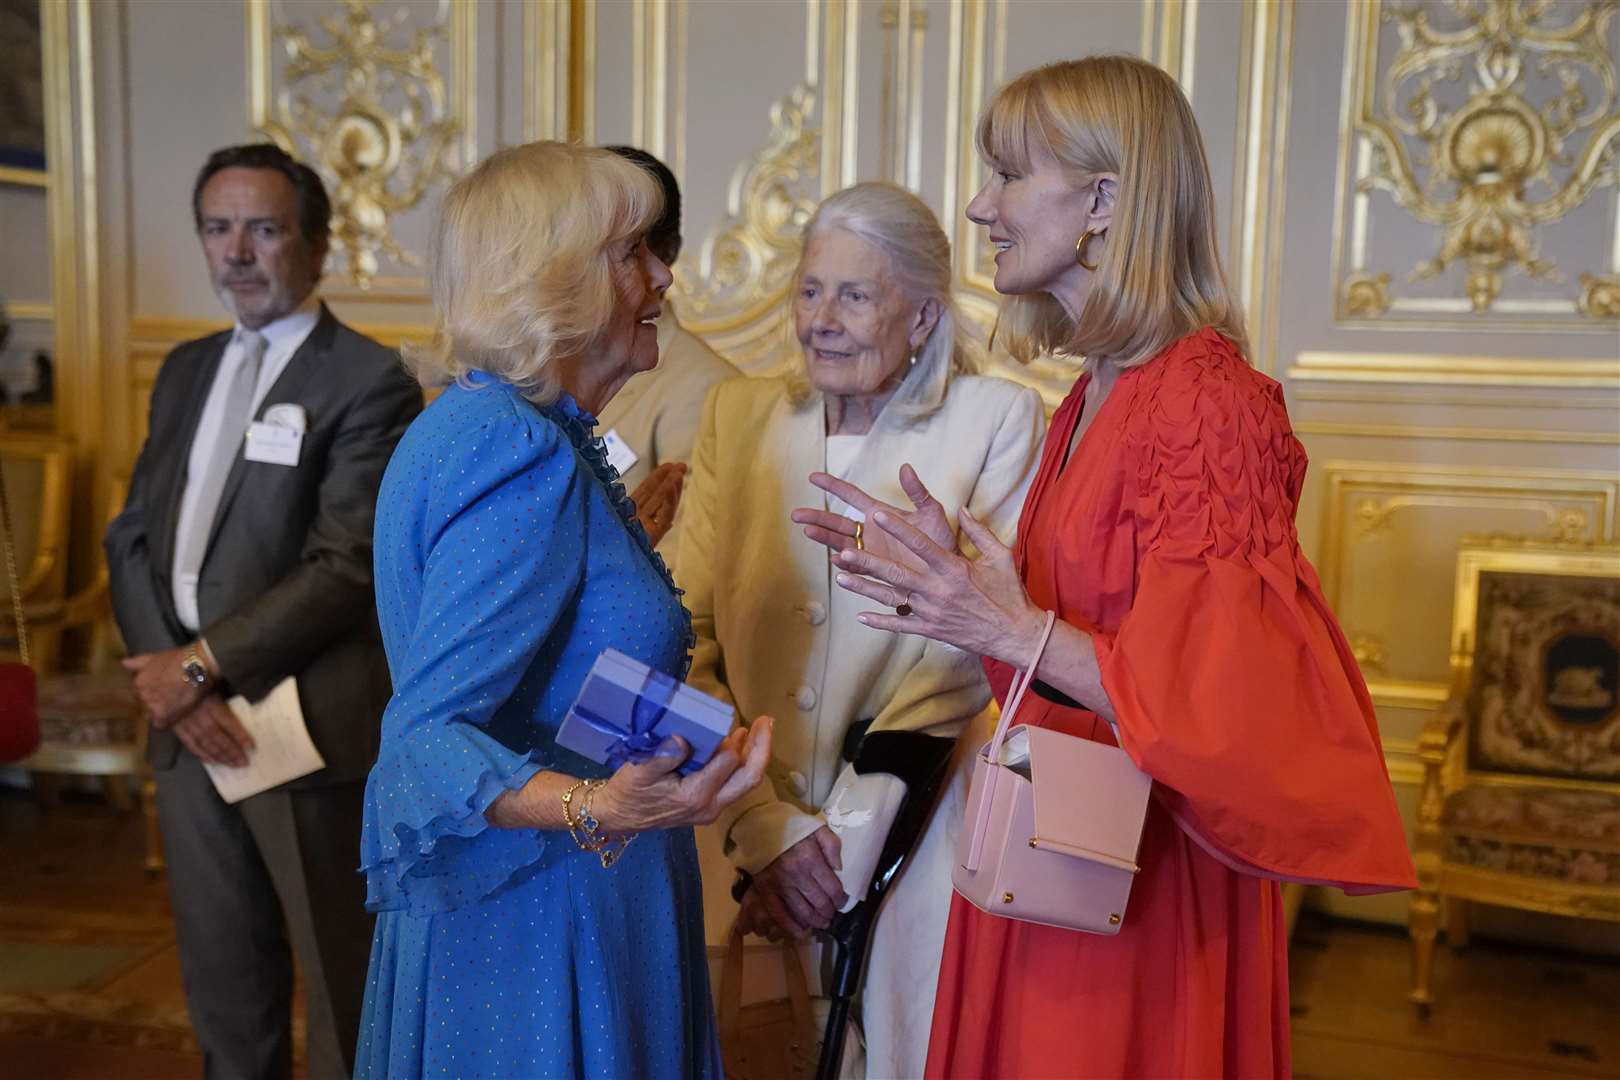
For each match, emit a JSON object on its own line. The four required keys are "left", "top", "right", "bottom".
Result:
{"left": 631, "top": 461, "right": 687, "bottom": 546}
{"left": 791, "top": 464, "right": 956, "bottom": 571}
{"left": 832, "top": 504, "right": 1045, "bottom": 664}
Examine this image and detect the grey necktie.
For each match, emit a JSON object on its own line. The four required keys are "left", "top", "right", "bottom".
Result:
{"left": 174, "top": 329, "right": 267, "bottom": 587}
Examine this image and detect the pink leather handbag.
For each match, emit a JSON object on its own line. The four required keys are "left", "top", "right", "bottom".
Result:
{"left": 952, "top": 612, "right": 1153, "bottom": 934}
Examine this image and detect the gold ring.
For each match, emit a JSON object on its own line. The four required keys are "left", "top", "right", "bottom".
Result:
{"left": 853, "top": 521, "right": 864, "bottom": 551}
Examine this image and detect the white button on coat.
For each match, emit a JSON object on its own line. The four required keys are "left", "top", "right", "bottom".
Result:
{"left": 795, "top": 685, "right": 817, "bottom": 711}
{"left": 803, "top": 601, "right": 826, "bottom": 625}
{"left": 788, "top": 770, "right": 809, "bottom": 797}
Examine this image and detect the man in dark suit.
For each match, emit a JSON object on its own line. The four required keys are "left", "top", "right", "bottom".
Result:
{"left": 105, "top": 143, "right": 421, "bottom": 1080}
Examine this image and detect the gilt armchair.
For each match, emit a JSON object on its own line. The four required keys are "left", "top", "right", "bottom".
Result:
{"left": 1408, "top": 538, "right": 1620, "bottom": 1012}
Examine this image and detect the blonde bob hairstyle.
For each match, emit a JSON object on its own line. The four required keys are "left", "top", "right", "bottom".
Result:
{"left": 786, "top": 182, "right": 976, "bottom": 420}
{"left": 978, "top": 55, "right": 1249, "bottom": 368}
{"left": 404, "top": 141, "right": 662, "bottom": 402}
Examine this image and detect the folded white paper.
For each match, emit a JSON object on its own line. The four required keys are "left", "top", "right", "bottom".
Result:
{"left": 822, "top": 765, "right": 908, "bottom": 912}
{"left": 203, "top": 677, "right": 325, "bottom": 804}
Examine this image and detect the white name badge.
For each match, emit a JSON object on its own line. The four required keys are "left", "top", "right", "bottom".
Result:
{"left": 600, "top": 428, "right": 640, "bottom": 476}
{"left": 244, "top": 421, "right": 304, "bottom": 467}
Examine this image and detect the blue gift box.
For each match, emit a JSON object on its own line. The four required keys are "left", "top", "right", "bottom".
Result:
{"left": 556, "top": 649, "right": 735, "bottom": 776}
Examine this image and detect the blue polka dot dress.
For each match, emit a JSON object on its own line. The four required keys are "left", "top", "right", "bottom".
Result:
{"left": 354, "top": 372, "right": 721, "bottom": 1080}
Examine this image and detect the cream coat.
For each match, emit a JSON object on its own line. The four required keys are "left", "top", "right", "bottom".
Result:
{"left": 678, "top": 369, "right": 1045, "bottom": 1077}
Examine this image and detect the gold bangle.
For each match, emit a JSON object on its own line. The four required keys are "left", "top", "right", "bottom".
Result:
{"left": 580, "top": 781, "right": 634, "bottom": 869}
{"left": 562, "top": 778, "right": 633, "bottom": 868}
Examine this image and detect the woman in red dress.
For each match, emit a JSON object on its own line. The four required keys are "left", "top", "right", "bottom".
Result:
{"left": 793, "top": 56, "right": 1415, "bottom": 1077}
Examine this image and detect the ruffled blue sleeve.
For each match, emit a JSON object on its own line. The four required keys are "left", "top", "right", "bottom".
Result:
{"left": 361, "top": 398, "right": 588, "bottom": 915}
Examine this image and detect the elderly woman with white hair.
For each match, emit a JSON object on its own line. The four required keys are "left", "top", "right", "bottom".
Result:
{"left": 678, "top": 181, "right": 1045, "bottom": 1078}
{"left": 355, "top": 142, "right": 773, "bottom": 1080}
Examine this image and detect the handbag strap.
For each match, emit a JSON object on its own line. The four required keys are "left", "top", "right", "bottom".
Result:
{"left": 961, "top": 610, "right": 1057, "bottom": 873}
{"left": 0, "top": 455, "right": 28, "bottom": 666}
{"left": 985, "top": 610, "right": 1057, "bottom": 764}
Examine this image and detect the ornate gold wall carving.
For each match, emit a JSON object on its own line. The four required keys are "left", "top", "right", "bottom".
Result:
{"left": 668, "top": 0, "right": 859, "bottom": 375}
{"left": 671, "top": 87, "right": 820, "bottom": 374}
{"left": 247, "top": 0, "right": 475, "bottom": 291}
{"left": 1333, "top": 0, "right": 1620, "bottom": 328}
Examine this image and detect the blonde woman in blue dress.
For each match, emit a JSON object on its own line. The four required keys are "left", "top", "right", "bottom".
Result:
{"left": 356, "top": 142, "right": 773, "bottom": 1080}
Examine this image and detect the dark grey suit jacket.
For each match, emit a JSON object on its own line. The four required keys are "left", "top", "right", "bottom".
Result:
{"left": 105, "top": 305, "right": 422, "bottom": 786}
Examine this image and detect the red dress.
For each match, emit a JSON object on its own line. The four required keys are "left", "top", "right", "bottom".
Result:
{"left": 925, "top": 329, "right": 1415, "bottom": 1079}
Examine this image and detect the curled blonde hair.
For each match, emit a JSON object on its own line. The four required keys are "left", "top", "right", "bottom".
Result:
{"left": 404, "top": 141, "right": 663, "bottom": 402}
{"left": 786, "top": 182, "right": 975, "bottom": 419}
{"left": 978, "top": 55, "right": 1248, "bottom": 368}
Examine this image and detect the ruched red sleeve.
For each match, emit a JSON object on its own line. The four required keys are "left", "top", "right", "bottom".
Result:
{"left": 1092, "top": 343, "right": 1415, "bottom": 893}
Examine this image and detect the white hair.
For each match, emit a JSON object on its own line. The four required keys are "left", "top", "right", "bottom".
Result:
{"left": 787, "top": 182, "right": 975, "bottom": 418}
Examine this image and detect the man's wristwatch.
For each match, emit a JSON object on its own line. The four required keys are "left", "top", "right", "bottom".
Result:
{"left": 180, "top": 648, "right": 211, "bottom": 689}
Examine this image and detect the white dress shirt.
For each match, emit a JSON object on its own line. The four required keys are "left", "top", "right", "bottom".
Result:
{"left": 170, "top": 294, "right": 321, "bottom": 632}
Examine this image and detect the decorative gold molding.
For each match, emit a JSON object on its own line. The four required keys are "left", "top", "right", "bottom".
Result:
{"left": 669, "top": 86, "right": 819, "bottom": 372}
{"left": 816, "top": 0, "right": 860, "bottom": 196}
{"left": 670, "top": 0, "right": 863, "bottom": 373}
{"left": 1288, "top": 351, "right": 1620, "bottom": 388}
{"left": 1231, "top": 0, "right": 1293, "bottom": 373}
{"left": 631, "top": 0, "right": 669, "bottom": 164}
{"left": 1579, "top": 272, "right": 1620, "bottom": 319}
{"left": 1140, "top": 0, "right": 1196, "bottom": 91}
{"left": 1294, "top": 386, "right": 1620, "bottom": 410}
{"left": 525, "top": 0, "right": 572, "bottom": 142}
{"left": 1340, "top": 271, "right": 1391, "bottom": 318}
{"left": 43, "top": 0, "right": 102, "bottom": 462}
{"left": 1365, "top": 678, "right": 1450, "bottom": 712}
{"left": 629, "top": 0, "right": 688, "bottom": 185}
{"left": 4, "top": 302, "right": 53, "bottom": 322}
{"left": 879, "top": 0, "right": 927, "bottom": 190}
{"left": 246, "top": 0, "right": 475, "bottom": 290}
{"left": 1293, "top": 419, "right": 1620, "bottom": 446}
{"left": 1319, "top": 460, "right": 1619, "bottom": 613}
{"left": 1350, "top": 632, "right": 1389, "bottom": 672}
{"left": 129, "top": 315, "right": 432, "bottom": 356}
{"left": 571, "top": 0, "right": 595, "bottom": 143}
{"left": 1319, "top": 462, "right": 1618, "bottom": 698}
{"left": 0, "top": 166, "right": 46, "bottom": 188}
{"left": 1331, "top": 0, "right": 1620, "bottom": 327}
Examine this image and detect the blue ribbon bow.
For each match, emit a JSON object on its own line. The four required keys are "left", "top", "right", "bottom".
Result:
{"left": 570, "top": 667, "right": 682, "bottom": 771}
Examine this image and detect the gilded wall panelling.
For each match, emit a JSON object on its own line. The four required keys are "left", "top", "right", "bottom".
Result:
{"left": 1292, "top": 419, "right": 1620, "bottom": 446}
{"left": 878, "top": 0, "right": 927, "bottom": 190}
{"left": 526, "top": 0, "right": 582, "bottom": 142}
{"left": 1330, "top": 0, "right": 1620, "bottom": 329}
{"left": 1317, "top": 460, "right": 1619, "bottom": 704}
{"left": 246, "top": 0, "right": 476, "bottom": 296}
{"left": 1288, "top": 350, "right": 1620, "bottom": 388}
{"left": 42, "top": 0, "right": 109, "bottom": 578}
{"left": 1230, "top": 0, "right": 1293, "bottom": 374}
{"left": 1142, "top": 0, "right": 1198, "bottom": 94}
{"left": 1294, "top": 386, "right": 1620, "bottom": 411}
{"left": 631, "top": 0, "right": 684, "bottom": 185}
{"left": 670, "top": 0, "right": 858, "bottom": 374}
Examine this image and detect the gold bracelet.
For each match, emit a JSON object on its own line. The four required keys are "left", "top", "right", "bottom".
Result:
{"left": 583, "top": 777, "right": 631, "bottom": 867}
{"left": 561, "top": 778, "right": 633, "bottom": 868}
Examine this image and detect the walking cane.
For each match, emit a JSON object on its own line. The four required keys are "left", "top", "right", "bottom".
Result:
{"left": 814, "top": 730, "right": 956, "bottom": 1080}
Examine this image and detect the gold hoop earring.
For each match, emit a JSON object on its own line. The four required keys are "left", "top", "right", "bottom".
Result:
{"left": 1075, "top": 228, "right": 1104, "bottom": 272}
